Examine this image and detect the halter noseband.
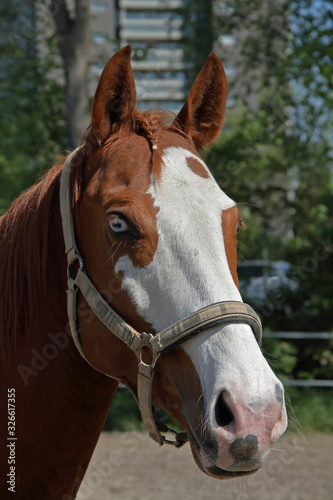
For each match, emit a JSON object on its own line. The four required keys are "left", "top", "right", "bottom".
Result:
{"left": 59, "top": 148, "right": 262, "bottom": 447}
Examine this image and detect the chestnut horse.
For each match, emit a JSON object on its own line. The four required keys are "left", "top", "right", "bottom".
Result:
{"left": 0, "top": 46, "right": 287, "bottom": 499}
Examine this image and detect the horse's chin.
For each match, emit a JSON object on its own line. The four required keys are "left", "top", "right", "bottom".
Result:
{"left": 186, "top": 424, "right": 261, "bottom": 480}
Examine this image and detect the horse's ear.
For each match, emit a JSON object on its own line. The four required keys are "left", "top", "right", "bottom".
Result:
{"left": 172, "top": 53, "right": 227, "bottom": 149}
{"left": 91, "top": 46, "right": 136, "bottom": 145}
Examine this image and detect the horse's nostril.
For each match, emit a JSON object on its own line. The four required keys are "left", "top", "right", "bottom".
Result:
{"left": 215, "top": 392, "right": 234, "bottom": 427}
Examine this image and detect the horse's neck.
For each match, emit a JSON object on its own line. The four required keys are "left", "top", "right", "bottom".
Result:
{"left": 14, "top": 336, "right": 117, "bottom": 498}
{"left": 0, "top": 173, "right": 117, "bottom": 499}
{"left": 12, "top": 337, "right": 117, "bottom": 497}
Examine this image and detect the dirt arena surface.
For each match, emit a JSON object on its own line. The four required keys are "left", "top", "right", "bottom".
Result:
{"left": 77, "top": 432, "right": 332, "bottom": 500}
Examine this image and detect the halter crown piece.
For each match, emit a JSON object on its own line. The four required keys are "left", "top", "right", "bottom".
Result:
{"left": 59, "top": 148, "right": 262, "bottom": 447}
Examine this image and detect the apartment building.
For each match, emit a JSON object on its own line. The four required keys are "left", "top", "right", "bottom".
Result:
{"left": 119, "top": 0, "right": 189, "bottom": 113}
{"left": 90, "top": 0, "right": 188, "bottom": 113}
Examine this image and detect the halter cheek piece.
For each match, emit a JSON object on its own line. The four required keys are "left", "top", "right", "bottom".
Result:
{"left": 60, "top": 148, "right": 262, "bottom": 448}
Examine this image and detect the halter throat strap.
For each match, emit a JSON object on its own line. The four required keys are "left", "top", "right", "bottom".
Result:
{"left": 59, "top": 149, "right": 263, "bottom": 447}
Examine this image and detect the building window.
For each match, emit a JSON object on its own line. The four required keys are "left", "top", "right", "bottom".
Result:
{"left": 122, "top": 25, "right": 173, "bottom": 32}
{"left": 91, "top": 2, "right": 107, "bottom": 13}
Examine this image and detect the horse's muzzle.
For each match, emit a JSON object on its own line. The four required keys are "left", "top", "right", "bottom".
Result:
{"left": 186, "top": 383, "right": 287, "bottom": 478}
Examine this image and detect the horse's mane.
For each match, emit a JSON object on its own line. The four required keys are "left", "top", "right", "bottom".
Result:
{"left": 0, "top": 109, "right": 184, "bottom": 366}
{"left": 0, "top": 162, "right": 64, "bottom": 364}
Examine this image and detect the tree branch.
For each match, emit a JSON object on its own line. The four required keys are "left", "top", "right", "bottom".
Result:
{"left": 75, "top": 0, "right": 91, "bottom": 23}
{"left": 49, "top": 0, "right": 73, "bottom": 36}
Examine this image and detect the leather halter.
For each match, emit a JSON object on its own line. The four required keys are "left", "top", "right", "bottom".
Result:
{"left": 59, "top": 148, "right": 262, "bottom": 447}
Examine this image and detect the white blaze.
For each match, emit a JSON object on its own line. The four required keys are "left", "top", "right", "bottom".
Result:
{"left": 115, "top": 147, "right": 239, "bottom": 328}
{"left": 115, "top": 146, "right": 276, "bottom": 416}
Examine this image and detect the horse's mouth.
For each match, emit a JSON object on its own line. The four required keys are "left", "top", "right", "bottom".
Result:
{"left": 186, "top": 423, "right": 261, "bottom": 479}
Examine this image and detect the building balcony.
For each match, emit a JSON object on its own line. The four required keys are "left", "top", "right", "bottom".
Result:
{"left": 120, "top": 28, "right": 182, "bottom": 41}
{"left": 137, "top": 89, "right": 186, "bottom": 101}
{"left": 135, "top": 77, "right": 184, "bottom": 89}
{"left": 121, "top": 18, "right": 183, "bottom": 29}
{"left": 134, "top": 47, "right": 184, "bottom": 60}
{"left": 131, "top": 59, "right": 191, "bottom": 70}
{"left": 119, "top": 0, "right": 183, "bottom": 10}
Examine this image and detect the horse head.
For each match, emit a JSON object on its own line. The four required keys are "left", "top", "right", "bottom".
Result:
{"left": 70, "top": 46, "right": 287, "bottom": 478}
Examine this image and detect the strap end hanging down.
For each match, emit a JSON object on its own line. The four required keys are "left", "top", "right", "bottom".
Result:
{"left": 153, "top": 407, "right": 188, "bottom": 448}
{"left": 137, "top": 361, "right": 188, "bottom": 447}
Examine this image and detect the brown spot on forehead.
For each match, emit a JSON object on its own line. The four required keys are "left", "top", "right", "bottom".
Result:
{"left": 222, "top": 205, "right": 242, "bottom": 289}
{"left": 156, "top": 128, "right": 212, "bottom": 179}
{"left": 186, "top": 156, "right": 210, "bottom": 178}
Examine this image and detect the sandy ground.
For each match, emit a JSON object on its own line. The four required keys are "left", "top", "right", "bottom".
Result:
{"left": 77, "top": 432, "right": 333, "bottom": 500}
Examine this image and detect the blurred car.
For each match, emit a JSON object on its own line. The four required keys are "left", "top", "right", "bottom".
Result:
{"left": 237, "top": 260, "right": 298, "bottom": 305}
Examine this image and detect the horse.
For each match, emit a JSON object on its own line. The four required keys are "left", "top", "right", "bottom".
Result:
{"left": 0, "top": 46, "right": 287, "bottom": 499}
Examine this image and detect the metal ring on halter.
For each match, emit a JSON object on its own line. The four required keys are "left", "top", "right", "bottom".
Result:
{"left": 134, "top": 332, "right": 156, "bottom": 363}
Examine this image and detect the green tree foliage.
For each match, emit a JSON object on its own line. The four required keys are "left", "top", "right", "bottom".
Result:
{"left": 0, "top": 1, "right": 66, "bottom": 214}
{"left": 205, "top": 0, "right": 333, "bottom": 382}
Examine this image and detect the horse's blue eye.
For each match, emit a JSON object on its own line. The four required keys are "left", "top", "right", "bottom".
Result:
{"left": 109, "top": 216, "right": 131, "bottom": 235}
